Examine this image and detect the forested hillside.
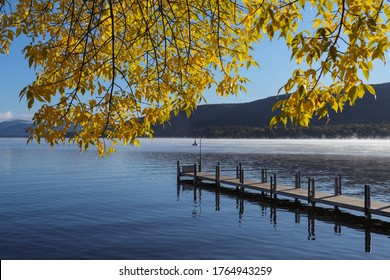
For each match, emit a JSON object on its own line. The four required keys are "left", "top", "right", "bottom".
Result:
{"left": 154, "top": 82, "right": 390, "bottom": 138}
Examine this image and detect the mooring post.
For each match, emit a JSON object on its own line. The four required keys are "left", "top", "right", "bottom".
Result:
{"left": 273, "top": 173, "right": 277, "bottom": 199}
{"left": 338, "top": 174, "right": 342, "bottom": 194}
{"left": 270, "top": 174, "right": 276, "bottom": 199}
{"left": 295, "top": 171, "right": 301, "bottom": 189}
{"left": 364, "top": 184, "right": 371, "bottom": 218}
{"left": 236, "top": 162, "right": 242, "bottom": 179}
{"left": 177, "top": 160, "right": 180, "bottom": 182}
{"left": 312, "top": 178, "right": 315, "bottom": 199}
{"left": 193, "top": 163, "right": 198, "bottom": 185}
{"left": 261, "top": 168, "right": 268, "bottom": 183}
{"left": 218, "top": 161, "right": 221, "bottom": 186}
{"left": 335, "top": 174, "right": 342, "bottom": 195}
{"left": 215, "top": 163, "right": 221, "bottom": 187}
{"left": 240, "top": 168, "right": 245, "bottom": 184}
{"left": 274, "top": 173, "right": 276, "bottom": 188}
{"left": 308, "top": 177, "right": 315, "bottom": 204}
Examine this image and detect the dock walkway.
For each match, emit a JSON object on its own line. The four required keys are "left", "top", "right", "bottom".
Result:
{"left": 177, "top": 161, "right": 390, "bottom": 219}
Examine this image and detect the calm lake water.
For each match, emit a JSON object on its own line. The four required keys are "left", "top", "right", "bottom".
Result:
{"left": 1, "top": 138, "right": 390, "bottom": 260}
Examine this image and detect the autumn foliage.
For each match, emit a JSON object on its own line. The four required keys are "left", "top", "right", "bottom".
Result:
{"left": 0, "top": 0, "right": 389, "bottom": 155}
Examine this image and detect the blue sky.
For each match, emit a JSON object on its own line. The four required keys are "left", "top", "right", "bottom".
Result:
{"left": 1, "top": 35, "right": 389, "bottom": 122}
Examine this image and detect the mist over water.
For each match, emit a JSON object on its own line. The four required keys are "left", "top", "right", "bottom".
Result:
{"left": 1, "top": 138, "right": 390, "bottom": 259}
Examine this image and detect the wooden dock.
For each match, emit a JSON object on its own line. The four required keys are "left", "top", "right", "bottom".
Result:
{"left": 177, "top": 161, "right": 390, "bottom": 219}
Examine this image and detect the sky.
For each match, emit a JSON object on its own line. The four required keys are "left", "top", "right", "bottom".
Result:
{"left": 1, "top": 24, "right": 390, "bottom": 122}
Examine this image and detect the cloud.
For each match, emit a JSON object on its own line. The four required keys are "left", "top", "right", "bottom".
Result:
{"left": 0, "top": 111, "right": 14, "bottom": 121}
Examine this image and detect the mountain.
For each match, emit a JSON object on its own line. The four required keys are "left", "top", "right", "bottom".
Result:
{"left": 325, "top": 82, "right": 390, "bottom": 124}
{"left": 1, "top": 82, "right": 390, "bottom": 138}
{"left": 0, "top": 120, "right": 31, "bottom": 137}
{"left": 154, "top": 82, "right": 390, "bottom": 137}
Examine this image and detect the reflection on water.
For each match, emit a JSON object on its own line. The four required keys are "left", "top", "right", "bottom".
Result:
{"left": 177, "top": 182, "right": 388, "bottom": 255}
{"left": 2, "top": 138, "right": 390, "bottom": 259}
{"left": 308, "top": 217, "right": 316, "bottom": 241}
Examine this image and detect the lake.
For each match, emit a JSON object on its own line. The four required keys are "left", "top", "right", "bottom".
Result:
{"left": 1, "top": 138, "right": 390, "bottom": 259}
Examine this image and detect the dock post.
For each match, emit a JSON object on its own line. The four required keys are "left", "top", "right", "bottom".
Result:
{"left": 270, "top": 174, "right": 276, "bottom": 199}
{"left": 215, "top": 162, "right": 221, "bottom": 187}
{"left": 193, "top": 163, "right": 198, "bottom": 185}
{"left": 215, "top": 165, "right": 217, "bottom": 184}
{"left": 335, "top": 174, "right": 341, "bottom": 195}
{"left": 312, "top": 178, "right": 315, "bottom": 199}
{"left": 218, "top": 162, "right": 221, "bottom": 186}
{"left": 295, "top": 171, "right": 301, "bottom": 189}
{"left": 308, "top": 178, "right": 315, "bottom": 205}
{"left": 237, "top": 162, "right": 242, "bottom": 179}
{"left": 273, "top": 173, "right": 277, "bottom": 199}
{"left": 364, "top": 185, "right": 371, "bottom": 218}
{"left": 240, "top": 169, "right": 245, "bottom": 185}
{"left": 177, "top": 160, "right": 180, "bottom": 182}
{"left": 261, "top": 168, "right": 268, "bottom": 183}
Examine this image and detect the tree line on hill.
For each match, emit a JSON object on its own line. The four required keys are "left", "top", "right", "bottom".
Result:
{"left": 188, "top": 123, "right": 390, "bottom": 139}
{"left": 153, "top": 82, "right": 390, "bottom": 138}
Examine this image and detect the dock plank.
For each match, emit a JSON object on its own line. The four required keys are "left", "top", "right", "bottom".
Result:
{"left": 178, "top": 168, "right": 390, "bottom": 219}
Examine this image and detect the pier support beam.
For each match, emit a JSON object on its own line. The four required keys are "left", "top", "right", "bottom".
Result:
{"left": 261, "top": 168, "right": 268, "bottom": 183}
{"left": 240, "top": 168, "right": 245, "bottom": 185}
{"left": 236, "top": 162, "right": 242, "bottom": 179}
{"left": 364, "top": 185, "right": 371, "bottom": 219}
{"left": 215, "top": 162, "right": 221, "bottom": 187}
{"left": 177, "top": 160, "right": 180, "bottom": 183}
{"left": 335, "top": 174, "right": 342, "bottom": 195}
{"left": 295, "top": 171, "right": 301, "bottom": 189}
{"left": 270, "top": 173, "right": 277, "bottom": 199}
{"left": 193, "top": 163, "right": 198, "bottom": 186}
{"left": 308, "top": 178, "right": 316, "bottom": 206}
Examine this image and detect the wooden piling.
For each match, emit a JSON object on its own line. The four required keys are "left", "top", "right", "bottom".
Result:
{"left": 274, "top": 173, "right": 276, "bottom": 186}
{"left": 270, "top": 174, "right": 277, "bottom": 199}
{"left": 236, "top": 162, "right": 242, "bottom": 179}
{"left": 177, "top": 160, "right": 180, "bottom": 182}
{"left": 261, "top": 168, "right": 267, "bottom": 183}
{"left": 335, "top": 174, "right": 341, "bottom": 195}
{"left": 215, "top": 163, "right": 221, "bottom": 187}
{"left": 295, "top": 171, "right": 301, "bottom": 189}
{"left": 308, "top": 178, "right": 315, "bottom": 205}
{"left": 364, "top": 185, "right": 371, "bottom": 218}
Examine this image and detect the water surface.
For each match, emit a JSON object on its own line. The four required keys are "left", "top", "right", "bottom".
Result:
{"left": 1, "top": 138, "right": 390, "bottom": 259}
